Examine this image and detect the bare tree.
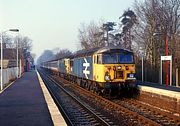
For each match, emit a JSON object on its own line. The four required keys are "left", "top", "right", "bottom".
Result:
{"left": 135, "top": 0, "right": 180, "bottom": 62}
{"left": 36, "top": 50, "right": 54, "bottom": 65}
{"left": 78, "top": 21, "right": 105, "bottom": 49}
{"left": 31, "top": 53, "right": 36, "bottom": 60}
{"left": 133, "top": 0, "right": 180, "bottom": 83}
{"left": 0, "top": 33, "right": 13, "bottom": 48}
{"left": 14, "top": 35, "right": 32, "bottom": 52}
{"left": 54, "top": 49, "right": 72, "bottom": 59}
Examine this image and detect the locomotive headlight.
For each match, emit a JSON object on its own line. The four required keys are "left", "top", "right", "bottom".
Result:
{"left": 104, "top": 71, "right": 110, "bottom": 81}
{"left": 104, "top": 75, "right": 111, "bottom": 81}
{"left": 117, "top": 66, "right": 122, "bottom": 70}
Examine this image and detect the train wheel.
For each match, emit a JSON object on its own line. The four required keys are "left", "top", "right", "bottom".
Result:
{"left": 97, "top": 90, "right": 101, "bottom": 96}
{"left": 92, "top": 82, "right": 96, "bottom": 93}
{"left": 94, "top": 83, "right": 100, "bottom": 95}
{"left": 101, "top": 89, "right": 110, "bottom": 98}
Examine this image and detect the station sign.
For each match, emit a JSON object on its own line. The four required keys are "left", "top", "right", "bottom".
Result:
{"left": 161, "top": 56, "right": 172, "bottom": 61}
{"left": 160, "top": 55, "right": 172, "bottom": 86}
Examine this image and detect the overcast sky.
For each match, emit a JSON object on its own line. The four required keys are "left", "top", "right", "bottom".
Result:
{"left": 1, "top": 0, "right": 136, "bottom": 60}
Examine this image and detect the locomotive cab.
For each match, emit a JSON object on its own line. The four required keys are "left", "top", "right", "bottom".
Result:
{"left": 93, "top": 48, "right": 136, "bottom": 92}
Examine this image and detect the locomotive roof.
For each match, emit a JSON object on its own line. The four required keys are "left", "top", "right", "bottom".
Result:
{"left": 95, "top": 46, "right": 132, "bottom": 54}
{"left": 71, "top": 47, "right": 100, "bottom": 58}
{"left": 72, "top": 46, "right": 132, "bottom": 58}
{"left": 44, "top": 46, "right": 133, "bottom": 63}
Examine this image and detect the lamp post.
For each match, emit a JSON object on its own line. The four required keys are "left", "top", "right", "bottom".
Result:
{"left": 1, "top": 29, "right": 19, "bottom": 91}
{"left": 16, "top": 35, "right": 19, "bottom": 78}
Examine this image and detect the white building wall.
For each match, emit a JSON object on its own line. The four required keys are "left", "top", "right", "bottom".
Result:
{"left": 1, "top": 67, "right": 18, "bottom": 88}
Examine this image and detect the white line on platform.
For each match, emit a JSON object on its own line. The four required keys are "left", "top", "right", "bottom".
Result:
{"left": 36, "top": 71, "right": 67, "bottom": 126}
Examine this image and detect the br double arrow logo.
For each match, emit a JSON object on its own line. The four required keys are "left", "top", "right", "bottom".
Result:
{"left": 83, "top": 58, "right": 90, "bottom": 79}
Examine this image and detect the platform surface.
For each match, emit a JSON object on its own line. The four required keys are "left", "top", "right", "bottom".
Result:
{"left": 138, "top": 81, "right": 180, "bottom": 92}
{"left": 0, "top": 71, "right": 61, "bottom": 126}
{"left": 138, "top": 81, "right": 180, "bottom": 100}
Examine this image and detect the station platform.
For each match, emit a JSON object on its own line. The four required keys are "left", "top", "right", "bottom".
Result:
{"left": 0, "top": 70, "right": 66, "bottom": 126}
{"left": 137, "top": 81, "right": 180, "bottom": 101}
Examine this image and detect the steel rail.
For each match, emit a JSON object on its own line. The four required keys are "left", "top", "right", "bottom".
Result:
{"left": 113, "top": 99, "right": 180, "bottom": 125}
{"left": 38, "top": 70, "right": 73, "bottom": 126}
{"left": 48, "top": 75, "right": 111, "bottom": 126}
{"left": 58, "top": 76, "right": 161, "bottom": 126}
{"left": 39, "top": 69, "right": 111, "bottom": 126}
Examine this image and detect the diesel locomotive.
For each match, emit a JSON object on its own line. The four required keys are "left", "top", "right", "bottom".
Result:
{"left": 41, "top": 46, "right": 136, "bottom": 96}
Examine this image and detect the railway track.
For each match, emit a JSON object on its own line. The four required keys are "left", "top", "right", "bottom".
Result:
{"left": 62, "top": 82, "right": 161, "bottom": 126}
{"left": 48, "top": 74, "right": 160, "bottom": 125}
{"left": 73, "top": 83, "right": 180, "bottom": 126}
{"left": 39, "top": 68, "right": 180, "bottom": 126}
{"left": 38, "top": 69, "right": 119, "bottom": 126}
{"left": 112, "top": 99, "right": 180, "bottom": 126}
{"left": 139, "top": 91, "right": 180, "bottom": 116}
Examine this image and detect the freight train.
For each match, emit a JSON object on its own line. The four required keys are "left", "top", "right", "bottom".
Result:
{"left": 41, "top": 46, "right": 137, "bottom": 96}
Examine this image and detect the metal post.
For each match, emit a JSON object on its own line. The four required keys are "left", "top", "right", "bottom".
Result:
{"left": 165, "top": 36, "right": 169, "bottom": 86}
{"left": 176, "top": 68, "right": 179, "bottom": 87}
{"left": 19, "top": 60, "right": 21, "bottom": 76}
{"left": 160, "top": 59, "right": 162, "bottom": 85}
{"left": 1, "top": 32, "right": 3, "bottom": 91}
{"left": 19, "top": 41, "right": 22, "bottom": 77}
{"left": 107, "top": 30, "right": 109, "bottom": 46}
{"left": 170, "top": 58, "right": 172, "bottom": 86}
{"left": 142, "top": 56, "right": 144, "bottom": 82}
{"left": 16, "top": 38, "right": 18, "bottom": 78}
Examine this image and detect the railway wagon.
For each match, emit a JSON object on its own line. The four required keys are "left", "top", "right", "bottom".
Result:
{"left": 41, "top": 60, "right": 59, "bottom": 75}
